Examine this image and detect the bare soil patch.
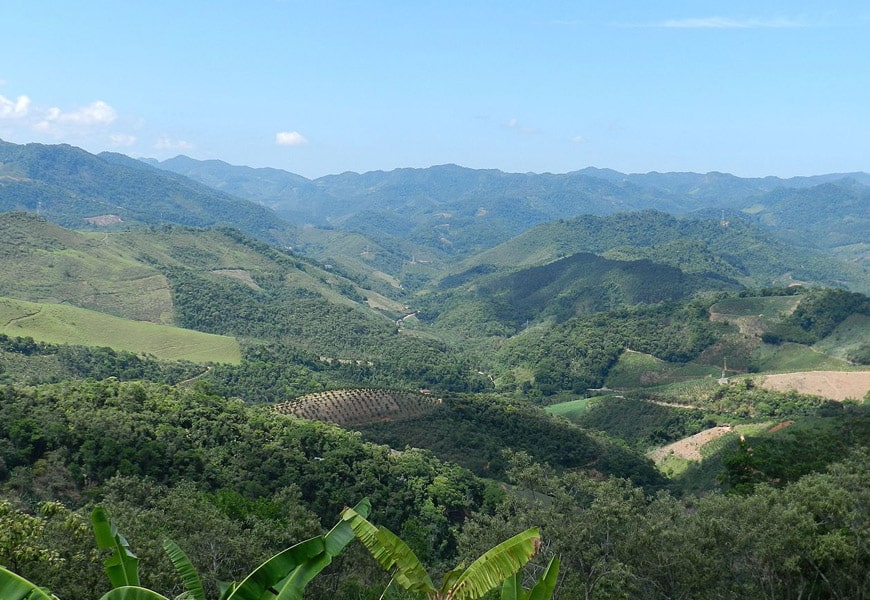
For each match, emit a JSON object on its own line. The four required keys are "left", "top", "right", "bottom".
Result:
{"left": 760, "top": 371, "right": 870, "bottom": 401}
{"left": 648, "top": 425, "right": 733, "bottom": 463}
{"left": 84, "top": 214, "right": 123, "bottom": 226}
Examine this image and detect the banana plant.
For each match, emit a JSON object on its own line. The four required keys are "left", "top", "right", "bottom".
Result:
{"left": 0, "top": 565, "right": 59, "bottom": 600}
{"left": 92, "top": 499, "right": 372, "bottom": 600}
{"left": 341, "top": 505, "right": 541, "bottom": 600}
{"left": 500, "top": 555, "right": 559, "bottom": 600}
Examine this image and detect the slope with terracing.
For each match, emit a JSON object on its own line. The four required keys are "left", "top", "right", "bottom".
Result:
{"left": 273, "top": 388, "right": 441, "bottom": 427}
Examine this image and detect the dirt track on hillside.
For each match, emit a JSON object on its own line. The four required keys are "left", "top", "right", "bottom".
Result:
{"left": 760, "top": 371, "right": 870, "bottom": 401}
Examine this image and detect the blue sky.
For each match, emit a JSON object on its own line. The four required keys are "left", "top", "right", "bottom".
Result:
{"left": 2, "top": 1, "right": 868, "bottom": 178}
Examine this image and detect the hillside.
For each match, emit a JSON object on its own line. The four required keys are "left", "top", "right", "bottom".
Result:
{"left": 422, "top": 251, "right": 738, "bottom": 334}
{"left": 0, "top": 140, "right": 297, "bottom": 246}
{"left": 0, "top": 297, "right": 240, "bottom": 363}
{"left": 456, "top": 211, "right": 868, "bottom": 293}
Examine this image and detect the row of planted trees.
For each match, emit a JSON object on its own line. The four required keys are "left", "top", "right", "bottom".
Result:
{"left": 1, "top": 499, "right": 557, "bottom": 600}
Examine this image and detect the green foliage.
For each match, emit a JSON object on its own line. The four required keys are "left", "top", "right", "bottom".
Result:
{"left": 717, "top": 404, "right": 870, "bottom": 493}
{"left": 498, "top": 300, "right": 724, "bottom": 395}
{"left": 769, "top": 288, "right": 870, "bottom": 344}
{"left": 573, "top": 397, "right": 718, "bottom": 451}
{"left": 356, "top": 393, "right": 664, "bottom": 487}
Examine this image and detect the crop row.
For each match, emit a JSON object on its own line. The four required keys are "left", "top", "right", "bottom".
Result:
{"left": 272, "top": 388, "right": 441, "bottom": 426}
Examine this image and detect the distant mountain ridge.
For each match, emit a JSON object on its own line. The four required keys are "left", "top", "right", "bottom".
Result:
{"left": 0, "top": 140, "right": 297, "bottom": 246}
{"left": 149, "top": 153, "right": 869, "bottom": 266}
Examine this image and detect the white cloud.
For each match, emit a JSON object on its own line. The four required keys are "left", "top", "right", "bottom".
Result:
{"left": 109, "top": 133, "right": 137, "bottom": 147}
{"left": 0, "top": 94, "right": 31, "bottom": 119}
{"left": 154, "top": 136, "right": 194, "bottom": 151}
{"left": 653, "top": 16, "right": 806, "bottom": 29}
{"left": 571, "top": 135, "right": 588, "bottom": 144}
{"left": 276, "top": 130, "right": 308, "bottom": 146}
{"left": 36, "top": 100, "right": 118, "bottom": 131}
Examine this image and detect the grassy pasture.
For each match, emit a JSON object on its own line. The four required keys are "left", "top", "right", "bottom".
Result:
{"left": 0, "top": 297, "right": 240, "bottom": 363}
{"left": 545, "top": 395, "right": 595, "bottom": 421}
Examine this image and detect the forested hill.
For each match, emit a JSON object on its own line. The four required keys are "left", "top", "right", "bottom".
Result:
{"left": 454, "top": 211, "right": 869, "bottom": 293}
{"left": 150, "top": 154, "right": 870, "bottom": 261}
{"left": 0, "top": 140, "right": 297, "bottom": 246}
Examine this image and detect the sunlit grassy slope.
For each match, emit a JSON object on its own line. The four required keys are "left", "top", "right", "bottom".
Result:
{"left": 0, "top": 297, "right": 240, "bottom": 363}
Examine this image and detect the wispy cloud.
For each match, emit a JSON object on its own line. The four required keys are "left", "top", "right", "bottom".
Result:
{"left": 109, "top": 133, "right": 137, "bottom": 147}
{"left": 154, "top": 136, "right": 193, "bottom": 151}
{"left": 571, "top": 135, "right": 588, "bottom": 144}
{"left": 276, "top": 130, "right": 308, "bottom": 146}
{"left": 503, "top": 117, "right": 538, "bottom": 136}
{"left": 648, "top": 16, "right": 807, "bottom": 29}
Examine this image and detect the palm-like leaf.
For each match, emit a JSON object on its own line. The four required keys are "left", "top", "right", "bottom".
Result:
{"left": 0, "top": 565, "right": 57, "bottom": 600}
{"left": 92, "top": 507, "right": 141, "bottom": 588}
{"left": 162, "top": 540, "right": 205, "bottom": 600}
{"left": 341, "top": 506, "right": 436, "bottom": 595}
{"left": 98, "top": 586, "right": 171, "bottom": 600}
{"left": 221, "top": 537, "right": 324, "bottom": 600}
{"left": 500, "top": 572, "right": 526, "bottom": 600}
{"left": 274, "top": 498, "right": 372, "bottom": 600}
{"left": 445, "top": 527, "right": 541, "bottom": 600}
{"left": 526, "top": 556, "right": 559, "bottom": 600}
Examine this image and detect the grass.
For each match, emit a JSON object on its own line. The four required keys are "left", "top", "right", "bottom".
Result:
{"left": 545, "top": 396, "right": 595, "bottom": 421}
{"left": 605, "top": 350, "right": 720, "bottom": 389}
{"left": 751, "top": 341, "right": 851, "bottom": 372}
{"left": 814, "top": 314, "right": 870, "bottom": 361}
{"left": 0, "top": 297, "right": 240, "bottom": 363}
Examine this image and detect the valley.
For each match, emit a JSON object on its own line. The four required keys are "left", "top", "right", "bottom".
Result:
{"left": 0, "top": 140, "right": 867, "bottom": 600}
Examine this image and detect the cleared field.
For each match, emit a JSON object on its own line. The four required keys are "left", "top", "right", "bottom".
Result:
{"left": 648, "top": 426, "right": 732, "bottom": 462}
{"left": 0, "top": 297, "right": 240, "bottom": 363}
{"left": 760, "top": 370, "right": 870, "bottom": 401}
{"left": 710, "top": 295, "right": 801, "bottom": 320}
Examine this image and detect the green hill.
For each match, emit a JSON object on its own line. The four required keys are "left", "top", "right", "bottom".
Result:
{"left": 455, "top": 211, "right": 869, "bottom": 293}
{"left": 0, "top": 297, "right": 240, "bottom": 363}
{"left": 0, "top": 140, "right": 297, "bottom": 246}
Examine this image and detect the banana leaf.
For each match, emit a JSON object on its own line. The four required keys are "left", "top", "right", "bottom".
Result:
{"left": 163, "top": 539, "right": 206, "bottom": 600}
{"left": 98, "top": 586, "right": 171, "bottom": 600}
{"left": 0, "top": 565, "right": 57, "bottom": 600}
{"left": 92, "top": 507, "right": 140, "bottom": 588}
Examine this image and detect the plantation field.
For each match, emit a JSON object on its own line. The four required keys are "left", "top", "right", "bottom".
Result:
{"left": 274, "top": 388, "right": 441, "bottom": 426}
{"left": 0, "top": 297, "right": 241, "bottom": 363}
{"left": 759, "top": 370, "right": 870, "bottom": 401}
